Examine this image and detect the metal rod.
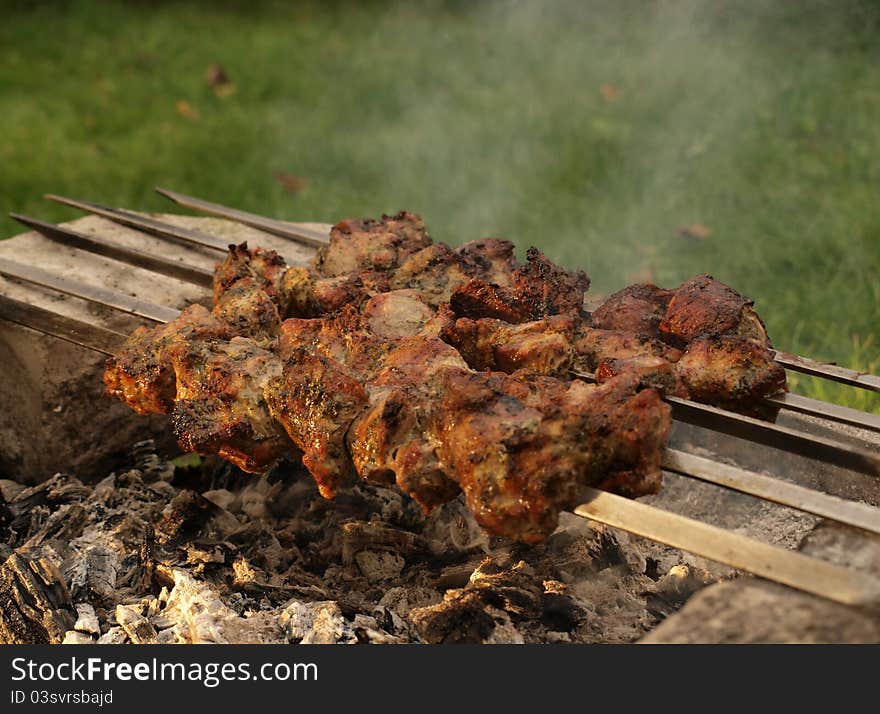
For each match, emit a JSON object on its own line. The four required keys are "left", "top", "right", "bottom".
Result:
{"left": 572, "top": 370, "right": 880, "bottom": 479}
{"left": 43, "top": 195, "right": 231, "bottom": 253}
{"left": 0, "top": 294, "right": 125, "bottom": 355}
{"left": 573, "top": 488, "right": 880, "bottom": 609}
{"left": 768, "top": 392, "right": 880, "bottom": 434}
{"left": 663, "top": 448, "right": 880, "bottom": 536}
{"left": 10, "top": 213, "right": 213, "bottom": 288}
{"left": 773, "top": 350, "right": 880, "bottom": 394}
{"left": 0, "top": 258, "right": 179, "bottom": 323}
{"left": 666, "top": 393, "right": 880, "bottom": 478}
{"left": 154, "top": 187, "right": 329, "bottom": 247}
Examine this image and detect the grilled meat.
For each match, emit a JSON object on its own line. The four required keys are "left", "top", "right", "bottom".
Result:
{"left": 265, "top": 348, "right": 368, "bottom": 498}
{"left": 104, "top": 210, "right": 788, "bottom": 543}
{"left": 314, "top": 212, "right": 432, "bottom": 277}
{"left": 104, "top": 305, "right": 231, "bottom": 415}
{"left": 591, "top": 283, "right": 673, "bottom": 336}
{"left": 440, "top": 312, "right": 576, "bottom": 375}
{"left": 450, "top": 248, "right": 590, "bottom": 323}
{"left": 213, "top": 242, "right": 287, "bottom": 307}
{"left": 168, "top": 337, "right": 294, "bottom": 473}
{"left": 659, "top": 274, "right": 771, "bottom": 347}
{"left": 673, "top": 335, "right": 786, "bottom": 417}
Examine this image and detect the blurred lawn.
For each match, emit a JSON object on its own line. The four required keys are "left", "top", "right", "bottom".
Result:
{"left": 1, "top": 0, "right": 878, "bottom": 410}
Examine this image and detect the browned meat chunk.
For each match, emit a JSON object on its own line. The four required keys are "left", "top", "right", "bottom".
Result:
{"left": 213, "top": 242, "right": 287, "bottom": 306}
{"left": 674, "top": 335, "right": 786, "bottom": 416}
{"left": 574, "top": 327, "right": 682, "bottom": 371}
{"left": 591, "top": 283, "right": 673, "bottom": 336}
{"left": 450, "top": 248, "right": 589, "bottom": 323}
{"left": 168, "top": 337, "right": 294, "bottom": 473}
{"left": 594, "top": 356, "right": 688, "bottom": 398}
{"left": 212, "top": 277, "right": 281, "bottom": 342}
{"left": 266, "top": 349, "right": 369, "bottom": 498}
{"left": 103, "top": 305, "right": 231, "bottom": 415}
{"left": 441, "top": 314, "right": 575, "bottom": 376}
{"left": 660, "top": 274, "right": 771, "bottom": 347}
{"left": 314, "top": 211, "right": 432, "bottom": 277}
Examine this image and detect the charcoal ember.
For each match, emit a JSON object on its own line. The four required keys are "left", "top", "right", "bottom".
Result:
{"left": 22, "top": 502, "right": 87, "bottom": 549}
{"left": 74, "top": 602, "right": 101, "bottom": 636}
{"left": 409, "top": 560, "right": 542, "bottom": 643}
{"left": 151, "top": 569, "right": 285, "bottom": 644}
{"left": 352, "top": 613, "right": 405, "bottom": 643}
{"left": 62, "top": 631, "right": 95, "bottom": 645}
{"left": 341, "top": 520, "right": 429, "bottom": 564}
{"left": 64, "top": 544, "right": 119, "bottom": 600}
{"left": 280, "top": 600, "right": 356, "bottom": 644}
{"left": 354, "top": 550, "right": 405, "bottom": 582}
{"left": 115, "top": 603, "right": 157, "bottom": 644}
{"left": 156, "top": 490, "right": 240, "bottom": 544}
{"left": 541, "top": 580, "right": 586, "bottom": 631}
{"left": 0, "top": 546, "right": 76, "bottom": 644}
{"left": 7, "top": 473, "right": 90, "bottom": 536}
{"left": 97, "top": 627, "right": 127, "bottom": 644}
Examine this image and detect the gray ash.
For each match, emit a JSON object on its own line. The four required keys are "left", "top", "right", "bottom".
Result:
{"left": 0, "top": 442, "right": 712, "bottom": 644}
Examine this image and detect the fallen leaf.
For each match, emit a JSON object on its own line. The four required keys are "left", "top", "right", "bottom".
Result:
{"left": 205, "top": 63, "right": 236, "bottom": 98}
{"left": 175, "top": 99, "right": 200, "bottom": 120}
{"left": 600, "top": 83, "right": 621, "bottom": 103}
{"left": 273, "top": 172, "right": 308, "bottom": 194}
{"left": 205, "top": 63, "right": 229, "bottom": 87}
{"left": 677, "top": 223, "right": 712, "bottom": 240}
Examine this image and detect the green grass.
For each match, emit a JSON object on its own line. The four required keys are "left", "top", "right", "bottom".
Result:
{"left": 1, "top": 0, "right": 878, "bottom": 411}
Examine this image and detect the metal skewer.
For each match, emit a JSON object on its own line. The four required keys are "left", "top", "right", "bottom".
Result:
{"left": 154, "top": 187, "right": 329, "bottom": 247}
{"left": 773, "top": 350, "right": 880, "bottom": 394}
{"left": 0, "top": 258, "right": 179, "bottom": 323}
{"left": 573, "top": 489, "right": 880, "bottom": 609}
{"left": 10, "top": 213, "right": 213, "bottom": 288}
{"left": 662, "top": 448, "right": 880, "bottom": 536}
{"left": 44, "top": 195, "right": 232, "bottom": 253}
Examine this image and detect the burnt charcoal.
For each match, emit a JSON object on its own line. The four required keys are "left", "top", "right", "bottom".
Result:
{"left": 0, "top": 547, "right": 76, "bottom": 644}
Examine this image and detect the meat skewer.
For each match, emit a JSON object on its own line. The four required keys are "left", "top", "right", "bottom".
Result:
{"left": 5, "top": 251, "right": 880, "bottom": 608}
{"left": 5, "top": 218, "right": 879, "bottom": 470}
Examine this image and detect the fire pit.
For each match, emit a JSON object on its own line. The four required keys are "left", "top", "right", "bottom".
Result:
{"left": 2, "top": 192, "right": 880, "bottom": 644}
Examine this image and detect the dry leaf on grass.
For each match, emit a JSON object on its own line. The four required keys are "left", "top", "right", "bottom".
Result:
{"left": 174, "top": 100, "right": 200, "bottom": 120}
{"left": 600, "top": 83, "right": 621, "bottom": 103}
{"left": 676, "top": 223, "right": 712, "bottom": 240}
{"left": 273, "top": 172, "right": 308, "bottom": 194}
{"left": 206, "top": 63, "right": 236, "bottom": 98}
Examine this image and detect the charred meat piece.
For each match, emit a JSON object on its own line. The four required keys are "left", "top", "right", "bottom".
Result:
{"left": 212, "top": 277, "right": 281, "bottom": 342}
{"left": 347, "top": 337, "right": 468, "bottom": 511}
{"left": 591, "top": 283, "right": 673, "bottom": 336}
{"left": 573, "top": 327, "right": 682, "bottom": 372}
{"left": 594, "top": 356, "right": 689, "bottom": 398}
{"left": 441, "top": 314, "right": 576, "bottom": 376}
{"left": 674, "top": 335, "right": 786, "bottom": 416}
{"left": 450, "top": 248, "right": 589, "bottom": 323}
{"left": 168, "top": 337, "right": 294, "bottom": 473}
{"left": 433, "top": 371, "right": 670, "bottom": 542}
{"left": 266, "top": 349, "right": 369, "bottom": 498}
{"left": 213, "top": 242, "right": 287, "bottom": 306}
{"left": 103, "top": 305, "right": 231, "bottom": 415}
{"left": 454, "top": 238, "right": 517, "bottom": 287}
{"left": 660, "top": 274, "right": 771, "bottom": 347}
{"left": 314, "top": 211, "right": 432, "bottom": 277}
